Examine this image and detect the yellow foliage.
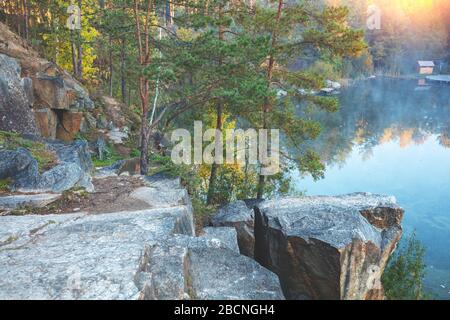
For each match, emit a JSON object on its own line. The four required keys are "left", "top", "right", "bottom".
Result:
{"left": 59, "top": 2, "right": 99, "bottom": 82}
{"left": 177, "top": 28, "right": 199, "bottom": 41}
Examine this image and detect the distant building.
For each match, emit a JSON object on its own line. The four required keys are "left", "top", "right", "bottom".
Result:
{"left": 418, "top": 61, "right": 435, "bottom": 75}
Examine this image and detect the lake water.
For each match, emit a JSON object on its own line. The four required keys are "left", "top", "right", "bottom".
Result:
{"left": 292, "top": 78, "right": 450, "bottom": 299}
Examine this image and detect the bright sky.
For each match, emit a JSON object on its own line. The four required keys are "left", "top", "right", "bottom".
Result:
{"left": 328, "top": 0, "right": 449, "bottom": 28}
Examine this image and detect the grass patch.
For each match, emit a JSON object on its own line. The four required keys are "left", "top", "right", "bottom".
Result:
{"left": 92, "top": 143, "right": 126, "bottom": 167}
{"left": 0, "top": 131, "right": 57, "bottom": 173}
{"left": 0, "top": 178, "right": 12, "bottom": 193}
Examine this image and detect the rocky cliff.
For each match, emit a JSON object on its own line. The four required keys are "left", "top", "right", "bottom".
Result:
{"left": 0, "top": 53, "right": 38, "bottom": 135}
{"left": 254, "top": 194, "right": 403, "bottom": 300}
{"left": 211, "top": 194, "right": 404, "bottom": 300}
{"left": 0, "top": 22, "right": 93, "bottom": 140}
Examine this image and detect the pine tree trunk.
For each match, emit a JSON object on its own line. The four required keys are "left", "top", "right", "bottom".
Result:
{"left": 207, "top": 105, "right": 222, "bottom": 205}
{"left": 256, "top": 174, "right": 265, "bottom": 199}
{"left": 133, "top": 0, "right": 153, "bottom": 175}
{"left": 71, "top": 32, "right": 78, "bottom": 77}
{"left": 257, "top": 0, "right": 283, "bottom": 200}
{"left": 139, "top": 78, "right": 150, "bottom": 175}
{"left": 109, "top": 37, "right": 113, "bottom": 96}
{"left": 76, "top": 0, "right": 83, "bottom": 80}
{"left": 15, "top": 0, "right": 21, "bottom": 35}
{"left": 207, "top": 5, "right": 225, "bottom": 205}
{"left": 22, "top": 0, "right": 28, "bottom": 40}
{"left": 120, "top": 38, "right": 127, "bottom": 103}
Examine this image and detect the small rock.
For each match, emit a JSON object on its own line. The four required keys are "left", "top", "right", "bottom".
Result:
{"left": 202, "top": 227, "right": 240, "bottom": 254}
{"left": 130, "top": 186, "right": 189, "bottom": 209}
{"left": 211, "top": 201, "right": 255, "bottom": 257}
{"left": 107, "top": 128, "right": 128, "bottom": 144}
{"left": 0, "top": 193, "right": 61, "bottom": 210}
{"left": 326, "top": 79, "right": 342, "bottom": 90}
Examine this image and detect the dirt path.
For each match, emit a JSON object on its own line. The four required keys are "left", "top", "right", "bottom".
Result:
{"left": 4, "top": 175, "right": 150, "bottom": 215}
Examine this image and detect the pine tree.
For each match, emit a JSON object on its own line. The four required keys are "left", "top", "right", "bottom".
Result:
{"left": 238, "top": 1, "right": 366, "bottom": 198}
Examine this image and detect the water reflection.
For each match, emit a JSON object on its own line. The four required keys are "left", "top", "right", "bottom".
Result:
{"left": 293, "top": 78, "right": 450, "bottom": 299}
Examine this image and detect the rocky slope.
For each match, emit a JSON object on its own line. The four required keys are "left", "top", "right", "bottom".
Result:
{"left": 0, "top": 175, "right": 284, "bottom": 300}
{"left": 0, "top": 138, "right": 404, "bottom": 300}
{"left": 0, "top": 22, "right": 94, "bottom": 140}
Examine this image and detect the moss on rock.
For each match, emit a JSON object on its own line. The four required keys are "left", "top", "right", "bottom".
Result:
{"left": 0, "top": 131, "right": 57, "bottom": 173}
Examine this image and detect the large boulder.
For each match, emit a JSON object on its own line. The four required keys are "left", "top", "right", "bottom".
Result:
{"left": 30, "top": 69, "right": 94, "bottom": 112}
{"left": 37, "top": 140, "right": 94, "bottom": 192}
{"left": 212, "top": 201, "right": 256, "bottom": 257}
{"left": 0, "top": 140, "right": 94, "bottom": 192}
{"left": 0, "top": 148, "right": 40, "bottom": 187}
{"left": 0, "top": 22, "right": 93, "bottom": 112}
{"left": 254, "top": 193, "right": 403, "bottom": 300}
{"left": 140, "top": 233, "right": 284, "bottom": 300}
{"left": 0, "top": 54, "right": 38, "bottom": 134}
{"left": 0, "top": 208, "right": 194, "bottom": 300}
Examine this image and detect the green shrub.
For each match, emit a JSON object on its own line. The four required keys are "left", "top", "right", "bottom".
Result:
{"left": 0, "top": 178, "right": 12, "bottom": 193}
{"left": 130, "top": 148, "right": 140, "bottom": 158}
{"left": 309, "top": 60, "right": 341, "bottom": 81}
{"left": 382, "top": 232, "right": 433, "bottom": 300}
{"left": 91, "top": 143, "right": 124, "bottom": 167}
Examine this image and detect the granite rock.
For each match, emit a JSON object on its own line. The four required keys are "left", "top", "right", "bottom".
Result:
{"left": 254, "top": 193, "right": 403, "bottom": 300}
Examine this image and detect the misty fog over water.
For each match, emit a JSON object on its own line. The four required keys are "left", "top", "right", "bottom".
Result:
{"left": 293, "top": 78, "right": 450, "bottom": 299}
